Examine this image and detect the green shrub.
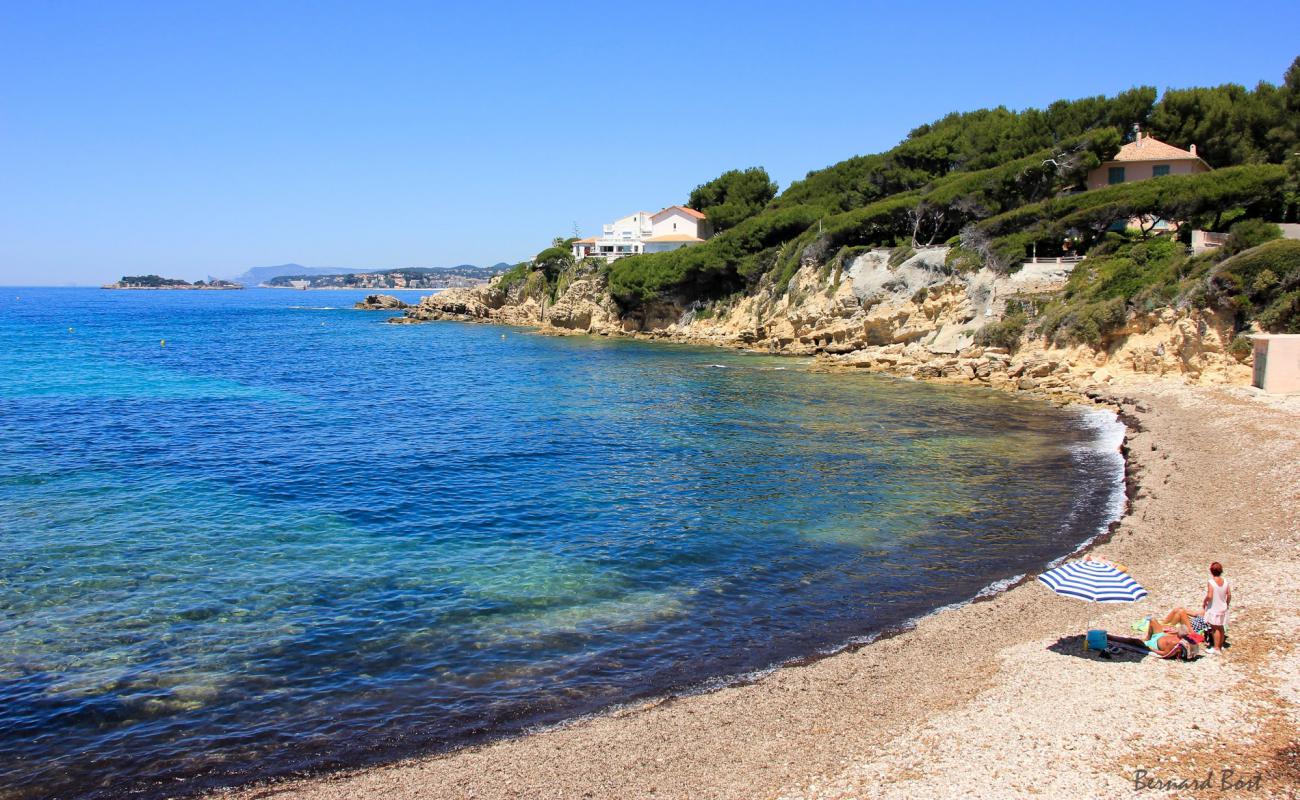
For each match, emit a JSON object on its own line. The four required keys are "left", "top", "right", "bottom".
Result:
{"left": 494, "top": 262, "right": 532, "bottom": 293}
{"left": 1227, "top": 334, "right": 1254, "bottom": 361}
{"left": 1220, "top": 219, "right": 1282, "bottom": 258}
{"left": 1039, "top": 297, "right": 1128, "bottom": 346}
{"left": 533, "top": 246, "right": 574, "bottom": 281}
{"left": 974, "top": 314, "right": 1027, "bottom": 350}
{"left": 1257, "top": 290, "right": 1300, "bottom": 333}
{"left": 1211, "top": 239, "right": 1300, "bottom": 332}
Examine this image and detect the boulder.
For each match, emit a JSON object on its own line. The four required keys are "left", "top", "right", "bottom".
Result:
{"left": 354, "top": 294, "right": 408, "bottom": 310}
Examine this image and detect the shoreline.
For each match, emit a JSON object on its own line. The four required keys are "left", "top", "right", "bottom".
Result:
{"left": 214, "top": 380, "right": 1299, "bottom": 799}
{"left": 190, "top": 377, "right": 1131, "bottom": 795}
{"left": 197, "top": 326, "right": 1300, "bottom": 800}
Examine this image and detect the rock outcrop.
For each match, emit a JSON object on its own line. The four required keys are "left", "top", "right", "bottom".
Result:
{"left": 390, "top": 247, "right": 1251, "bottom": 396}
{"left": 354, "top": 294, "right": 409, "bottom": 310}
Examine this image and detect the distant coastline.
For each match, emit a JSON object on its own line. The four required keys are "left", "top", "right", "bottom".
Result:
{"left": 264, "top": 284, "right": 454, "bottom": 291}
{"left": 102, "top": 275, "right": 243, "bottom": 290}
{"left": 101, "top": 284, "right": 245, "bottom": 290}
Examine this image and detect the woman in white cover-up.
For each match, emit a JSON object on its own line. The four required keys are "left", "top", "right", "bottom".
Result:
{"left": 1202, "top": 561, "right": 1231, "bottom": 653}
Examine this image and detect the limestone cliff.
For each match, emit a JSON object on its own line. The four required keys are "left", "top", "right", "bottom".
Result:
{"left": 392, "top": 248, "right": 1251, "bottom": 395}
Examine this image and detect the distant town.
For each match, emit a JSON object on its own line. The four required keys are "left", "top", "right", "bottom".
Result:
{"left": 263, "top": 266, "right": 498, "bottom": 290}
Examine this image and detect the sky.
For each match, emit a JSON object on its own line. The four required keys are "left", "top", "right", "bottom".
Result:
{"left": 2, "top": 2, "right": 1298, "bottom": 285}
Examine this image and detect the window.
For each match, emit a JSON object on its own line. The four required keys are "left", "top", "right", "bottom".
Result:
{"left": 1152, "top": 164, "right": 1170, "bottom": 177}
{"left": 1108, "top": 166, "right": 1126, "bottom": 185}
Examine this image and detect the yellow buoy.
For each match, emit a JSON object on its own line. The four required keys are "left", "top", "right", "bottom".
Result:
{"left": 160, "top": 339, "right": 166, "bottom": 347}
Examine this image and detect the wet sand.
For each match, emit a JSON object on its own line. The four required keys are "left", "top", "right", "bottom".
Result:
{"left": 220, "top": 382, "right": 1300, "bottom": 800}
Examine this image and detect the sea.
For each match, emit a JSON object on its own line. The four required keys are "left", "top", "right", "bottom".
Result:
{"left": 0, "top": 287, "right": 1125, "bottom": 799}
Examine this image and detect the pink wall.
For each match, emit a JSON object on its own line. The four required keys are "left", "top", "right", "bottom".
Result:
{"left": 1253, "top": 335, "right": 1300, "bottom": 394}
{"left": 1086, "top": 159, "right": 1208, "bottom": 191}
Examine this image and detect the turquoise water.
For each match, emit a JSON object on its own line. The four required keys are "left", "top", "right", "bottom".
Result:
{"left": 0, "top": 288, "right": 1123, "bottom": 799}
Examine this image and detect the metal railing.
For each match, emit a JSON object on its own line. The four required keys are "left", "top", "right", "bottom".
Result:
{"left": 1024, "top": 255, "right": 1085, "bottom": 264}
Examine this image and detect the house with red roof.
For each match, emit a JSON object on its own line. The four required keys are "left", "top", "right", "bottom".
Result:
{"left": 1085, "top": 128, "right": 1210, "bottom": 190}
{"left": 571, "top": 205, "right": 713, "bottom": 263}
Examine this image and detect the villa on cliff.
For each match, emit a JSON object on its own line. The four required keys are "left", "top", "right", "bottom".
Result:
{"left": 1085, "top": 127, "right": 1213, "bottom": 243}
{"left": 1085, "top": 127, "right": 1210, "bottom": 190}
{"left": 572, "top": 206, "right": 713, "bottom": 263}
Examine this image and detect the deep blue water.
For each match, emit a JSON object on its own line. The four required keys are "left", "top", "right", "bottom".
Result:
{"left": 0, "top": 287, "right": 1123, "bottom": 799}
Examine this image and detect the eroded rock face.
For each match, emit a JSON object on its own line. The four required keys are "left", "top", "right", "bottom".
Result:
{"left": 388, "top": 247, "right": 1251, "bottom": 394}
{"left": 397, "top": 288, "right": 495, "bottom": 322}
{"left": 354, "top": 294, "right": 408, "bottom": 310}
{"left": 660, "top": 248, "right": 987, "bottom": 355}
{"left": 542, "top": 276, "right": 622, "bottom": 335}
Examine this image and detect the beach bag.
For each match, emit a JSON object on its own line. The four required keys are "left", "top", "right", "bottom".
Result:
{"left": 1086, "top": 629, "right": 1108, "bottom": 651}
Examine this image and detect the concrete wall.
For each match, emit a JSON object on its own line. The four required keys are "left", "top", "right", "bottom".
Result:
{"left": 1253, "top": 335, "right": 1300, "bottom": 394}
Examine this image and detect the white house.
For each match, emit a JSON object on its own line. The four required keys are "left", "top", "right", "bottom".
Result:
{"left": 572, "top": 205, "right": 712, "bottom": 262}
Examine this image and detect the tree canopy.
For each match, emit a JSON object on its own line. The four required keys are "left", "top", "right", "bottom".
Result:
{"left": 533, "top": 246, "right": 574, "bottom": 280}
{"left": 603, "top": 57, "right": 1300, "bottom": 313}
{"left": 687, "top": 167, "right": 778, "bottom": 232}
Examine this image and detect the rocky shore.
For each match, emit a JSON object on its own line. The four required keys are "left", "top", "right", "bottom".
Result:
{"left": 387, "top": 247, "right": 1251, "bottom": 401}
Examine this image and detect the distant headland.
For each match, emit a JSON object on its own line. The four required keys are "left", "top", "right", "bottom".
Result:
{"left": 260, "top": 265, "right": 502, "bottom": 290}
{"left": 101, "top": 275, "right": 244, "bottom": 290}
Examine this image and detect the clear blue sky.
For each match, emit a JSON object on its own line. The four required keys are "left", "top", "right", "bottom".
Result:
{"left": 2, "top": 1, "right": 1298, "bottom": 285}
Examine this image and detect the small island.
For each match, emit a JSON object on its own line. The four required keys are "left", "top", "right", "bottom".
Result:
{"left": 102, "top": 275, "right": 244, "bottom": 290}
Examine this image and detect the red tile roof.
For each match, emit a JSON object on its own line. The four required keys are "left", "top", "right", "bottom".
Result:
{"left": 1109, "top": 135, "right": 1203, "bottom": 163}
{"left": 653, "top": 205, "right": 707, "bottom": 220}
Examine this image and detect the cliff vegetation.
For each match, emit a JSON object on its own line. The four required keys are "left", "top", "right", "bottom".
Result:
{"left": 401, "top": 58, "right": 1300, "bottom": 393}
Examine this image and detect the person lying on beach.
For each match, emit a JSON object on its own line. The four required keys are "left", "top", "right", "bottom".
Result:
{"left": 1111, "top": 628, "right": 1189, "bottom": 659}
{"left": 1143, "top": 627, "right": 1187, "bottom": 658}
{"left": 1157, "top": 607, "right": 1211, "bottom": 637}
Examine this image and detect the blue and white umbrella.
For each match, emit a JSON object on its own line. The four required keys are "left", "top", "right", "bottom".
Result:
{"left": 1037, "top": 559, "right": 1148, "bottom": 603}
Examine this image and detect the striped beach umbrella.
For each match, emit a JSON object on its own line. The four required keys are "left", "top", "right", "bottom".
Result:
{"left": 1037, "top": 559, "right": 1148, "bottom": 603}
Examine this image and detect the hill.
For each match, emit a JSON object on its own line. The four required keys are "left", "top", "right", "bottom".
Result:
{"left": 391, "top": 57, "right": 1300, "bottom": 393}
{"left": 230, "top": 264, "right": 358, "bottom": 286}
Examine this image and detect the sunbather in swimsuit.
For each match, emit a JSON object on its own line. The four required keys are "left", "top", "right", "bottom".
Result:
{"left": 1159, "top": 607, "right": 1210, "bottom": 636}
